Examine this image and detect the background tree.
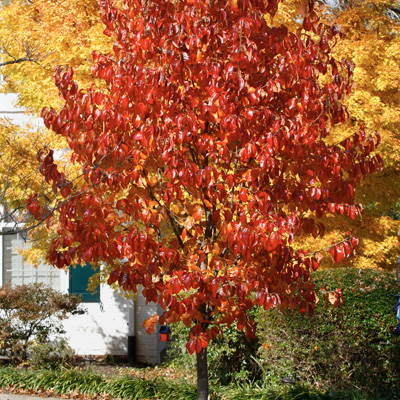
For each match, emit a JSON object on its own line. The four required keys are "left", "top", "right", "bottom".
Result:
{"left": 274, "top": 0, "right": 400, "bottom": 269}
{"left": 0, "top": 118, "right": 81, "bottom": 267}
{"left": 29, "top": 0, "right": 381, "bottom": 398}
{"left": 322, "top": 0, "right": 400, "bottom": 270}
{"left": 0, "top": 0, "right": 112, "bottom": 113}
{"left": 0, "top": 0, "right": 113, "bottom": 265}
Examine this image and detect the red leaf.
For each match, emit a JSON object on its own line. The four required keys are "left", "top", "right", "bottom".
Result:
{"left": 299, "top": 301, "right": 307, "bottom": 315}
{"left": 334, "top": 245, "right": 344, "bottom": 263}
{"left": 195, "top": 337, "right": 203, "bottom": 354}
{"left": 118, "top": 272, "right": 128, "bottom": 286}
{"left": 193, "top": 205, "right": 203, "bottom": 221}
{"left": 27, "top": 198, "right": 40, "bottom": 217}
{"left": 186, "top": 339, "right": 196, "bottom": 355}
{"left": 303, "top": 16, "right": 312, "bottom": 30}
{"left": 327, "top": 203, "right": 335, "bottom": 213}
{"left": 239, "top": 188, "right": 248, "bottom": 202}
{"left": 311, "top": 257, "right": 319, "bottom": 271}
{"left": 91, "top": 197, "right": 100, "bottom": 209}
{"left": 245, "top": 109, "right": 254, "bottom": 120}
{"left": 143, "top": 319, "right": 155, "bottom": 335}
{"left": 227, "top": 175, "right": 234, "bottom": 189}
{"left": 198, "top": 332, "right": 209, "bottom": 349}
{"left": 256, "top": 291, "right": 265, "bottom": 306}
{"left": 343, "top": 241, "right": 351, "bottom": 258}
{"left": 350, "top": 236, "right": 359, "bottom": 254}
{"left": 83, "top": 209, "right": 91, "bottom": 223}
{"left": 108, "top": 270, "right": 119, "bottom": 285}
{"left": 287, "top": 98, "right": 296, "bottom": 110}
{"left": 265, "top": 231, "right": 279, "bottom": 252}
{"left": 61, "top": 186, "right": 71, "bottom": 198}
{"left": 83, "top": 246, "right": 93, "bottom": 262}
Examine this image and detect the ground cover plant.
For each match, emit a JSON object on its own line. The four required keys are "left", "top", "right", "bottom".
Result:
{"left": 0, "top": 364, "right": 388, "bottom": 400}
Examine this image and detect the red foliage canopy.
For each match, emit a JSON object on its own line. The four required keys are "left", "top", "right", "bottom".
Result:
{"left": 31, "top": 0, "right": 381, "bottom": 353}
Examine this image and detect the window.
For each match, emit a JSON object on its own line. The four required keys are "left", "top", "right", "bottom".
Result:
{"left": 69, "top": 264, "right": 100, "bottom": 302}
{"left": 2, "top": 232, "right": 60, "bottom": 289}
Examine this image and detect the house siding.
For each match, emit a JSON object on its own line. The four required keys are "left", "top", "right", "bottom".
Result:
{"left": 134, "top": 288, "right": 167, "bottom": 365}
{"left": 60, "top": 273, "right": 132, "bottom": 356}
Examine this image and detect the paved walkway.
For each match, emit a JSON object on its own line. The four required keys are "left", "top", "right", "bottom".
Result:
{"left": 0, "top": 393, "right": 62, "bottom": 400}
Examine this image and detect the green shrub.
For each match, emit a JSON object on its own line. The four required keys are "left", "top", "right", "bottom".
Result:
{"left": 167, "top": 315, "right": 261, "bottom": 384}
{"left": 207, "top": 326, "right": 261, "bottom": 384}
{"left": 29, "top": 339, "right": 75, "bottom": 369}
{"left": 165, "top": 322, "right": 196, "bottom": 376}
{"left": 166, "top": 268, "right": 400, "bottom": 397}
{"left": 0, "top": 283, "right": 84, "bottom": 363}
{"left": 257, "top": 268, "right": 400, "bottom": 398}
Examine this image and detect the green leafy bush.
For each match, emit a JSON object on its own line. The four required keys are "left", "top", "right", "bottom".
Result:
{"left": 29, "top": 338, "right": 75, "bottom": 369}
{"left": 167, "top": 268, "right": 400, "bottom": 397}
{"left": 206, "top": 325, "right": 261, "bottom": 384}
{"left": 0, "top": 283, "right": 84, "bottom": 364}
{"left": 257, "top": 268, "right": 400, "bottom": 398}
{"left": 167, "top": 315, "right": 261, "bottom": 384}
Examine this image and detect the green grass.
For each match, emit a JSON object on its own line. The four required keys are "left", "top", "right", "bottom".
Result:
{"left": 0, "top": 365, "right": 391, "bottom": 400}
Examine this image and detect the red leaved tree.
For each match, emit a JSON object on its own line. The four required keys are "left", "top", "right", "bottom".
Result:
{"left": 30, "top": 0, "right": 382, "bottom": 398}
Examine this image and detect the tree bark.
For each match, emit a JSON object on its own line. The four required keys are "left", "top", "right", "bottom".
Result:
{"left": 196, "top": 346, "right": 209, "bottom": 400}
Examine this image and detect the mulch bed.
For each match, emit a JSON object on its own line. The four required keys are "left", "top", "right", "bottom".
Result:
{"left": 75, "top": 356, "right": 194, "bottom": 382}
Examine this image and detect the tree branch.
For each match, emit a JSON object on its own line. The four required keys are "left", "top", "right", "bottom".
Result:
{"left": 0, "top": 58, "right": 31, "bottom": 67}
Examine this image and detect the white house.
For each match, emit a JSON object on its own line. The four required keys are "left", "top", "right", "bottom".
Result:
{"left": 0, "top": 88, "right": 167, "bottom": 365}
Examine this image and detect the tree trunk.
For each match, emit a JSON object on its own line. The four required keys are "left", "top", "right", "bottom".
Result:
{"left": 196, "top": 346, "right": 209, "bottom": 400}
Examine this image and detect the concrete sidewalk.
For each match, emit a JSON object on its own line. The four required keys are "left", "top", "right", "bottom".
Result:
{"left": 0, "top": 393, "right": 63, "bottom": 400}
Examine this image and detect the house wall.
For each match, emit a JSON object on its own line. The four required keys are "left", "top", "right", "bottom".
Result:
{"left": 134, "top": 288, "right": 167, "bottom": 365}
{"left": 59, "top": 270, "right": 132, "bottom": 356}
{"left": 0, "top": 92, "right": 43, "bottom": 127}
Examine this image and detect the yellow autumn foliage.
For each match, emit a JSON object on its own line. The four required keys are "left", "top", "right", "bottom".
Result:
{"left": 0, "top": 0, "right": 112, "bottom": 113}
{"left": 0, "top": 0, "right": 112, "bottom": 266}
{"left": 0, "top": 120, "right": 49, "bottom": 211}
{"left": 286, "top": 0, "right": 400, "bottom": 270}
{"left": 0, "top": 118, "right": 80, "bottom": 265}
{"left": 324, "top": 0, "right": 400, "bottom": 270}
{"left": 262, "top": 0, "right": 400, "bottom": 270}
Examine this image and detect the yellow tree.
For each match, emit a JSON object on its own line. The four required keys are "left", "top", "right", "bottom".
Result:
{"left": 271, "top": 0, "right": 400, "bottom": 270}
{"left": 0, "top": 119, "right": 75, "bottom": 265}
{"left": 0, "top": 0, "right": 112, "bottom": 265}
{"left": 0, "top": 0, "right": 113, "bottom": 113}
{"left": 317, "top": 0, "right": 400, "bottom": 270}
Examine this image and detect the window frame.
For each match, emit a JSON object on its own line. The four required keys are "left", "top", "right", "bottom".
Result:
{"left": 68, "top": 263, "right": 100, "bottom": 303}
